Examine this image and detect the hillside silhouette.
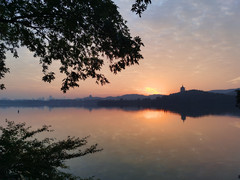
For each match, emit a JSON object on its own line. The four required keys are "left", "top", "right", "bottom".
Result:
{"left": 1, "top": 89, "right": 239, "bottom": 118}
{"left": 98, "top": 90, "right": 240, "bottom": 118}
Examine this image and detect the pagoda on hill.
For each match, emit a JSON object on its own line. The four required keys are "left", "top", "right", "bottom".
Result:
{"left": 180, "top": 85, "right": 185, "bottom": 93}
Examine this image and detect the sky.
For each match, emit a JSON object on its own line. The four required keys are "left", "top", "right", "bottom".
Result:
{"left": 1, "top": 0, "right": 240, "bottom": 99}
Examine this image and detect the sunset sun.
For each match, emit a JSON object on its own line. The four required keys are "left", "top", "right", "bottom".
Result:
{"left": 1, "top": 0, "right": 240, "bottom": 179}
{"left": 144, "top": 87, "right": 159, "bottom": 95}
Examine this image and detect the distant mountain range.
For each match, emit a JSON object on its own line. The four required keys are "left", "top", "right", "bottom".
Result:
{"left": 77, "top": 88, "right": 239, "bottom": 101}
{"left": 73, "top": 88, "right": 240, "bottom": 101}
{"left": 105, "top": 94, "right": 163, "bottom": 100}
{"left": 98, "top": 89, "right": 237, "bottom": 108}
{"left": 208, "top": 88, "right": 240, "bottom": 96}
{"left": 78, "top": 94, "right": 163, "bottom": 101}
{"left": 97, "top": 89, "right": 240, "bottom": 119}
{"left": 0, "top": 89, "right": 240, "bottom": 119}
{"left": 1, "top": 89, "right": 239, "bottom": 121}
{"left": 0, "top": 88, "right": 239, "bottom": 102}
{"left": 0, "top": 88, "right": 239, "bottom": 106}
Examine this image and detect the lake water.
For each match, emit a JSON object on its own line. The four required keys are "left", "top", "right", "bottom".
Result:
{"left": 1, "top": 107, "right": 240, "bottom": 180}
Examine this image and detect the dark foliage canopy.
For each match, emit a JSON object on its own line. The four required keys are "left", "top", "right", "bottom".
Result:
{"left": 0, "top": 0, "right": 151, "bottom": 92}
{"left": 0, "top": 120, "right": 101, "bottom": 179}
{"left": 131, "top": 0, "right": 151, "bottom": 17}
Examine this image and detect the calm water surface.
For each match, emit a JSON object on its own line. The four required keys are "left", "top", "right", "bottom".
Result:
{"left": 1, "top": 107, "right": 240, "bottom": 180}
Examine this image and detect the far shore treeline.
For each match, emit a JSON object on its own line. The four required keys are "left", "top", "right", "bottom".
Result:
{"left": 1, "top": 90, "right": 240, "bottom": 119}
{"left": 0, "top": 90, "right": 237, "bottom": 108}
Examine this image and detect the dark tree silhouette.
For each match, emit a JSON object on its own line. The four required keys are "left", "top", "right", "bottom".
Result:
{"left": 0, "top": 120, "right": 102, "bottom": 179}
{"left": 131, "top": 0, "right": 152, "bottom": 17}
{"left": 236, "top": 90, "right": 240, "bottom": 107}
{"left": 0, "top": 0, "right": 151, "bottom": 92}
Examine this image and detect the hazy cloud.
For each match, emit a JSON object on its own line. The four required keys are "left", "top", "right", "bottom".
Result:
{"left": 2, "top": 0, "right": 240, "bottom": 98}
{"left": 229, "top": 76, "right": 240, "bottom": 84}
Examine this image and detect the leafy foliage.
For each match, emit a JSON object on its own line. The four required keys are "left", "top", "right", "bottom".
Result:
{"left": 132, "top": 0, "right": 152, "bottom": 17}
{"left": 0, "top": 0, "right": 145, "bottom": 92}
{"left": 0, "top": 120, "right": 102, "bottom": 179}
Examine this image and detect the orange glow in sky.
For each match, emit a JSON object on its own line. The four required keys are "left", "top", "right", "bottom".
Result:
{"left": 1, "top": 0, "right": 240, "bottom": 99}
{"left": 144, "top": 87, "right": 160, "bottom": 95}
